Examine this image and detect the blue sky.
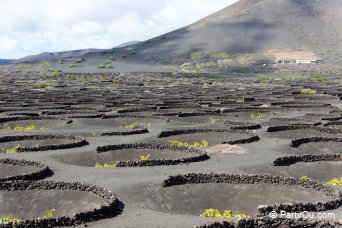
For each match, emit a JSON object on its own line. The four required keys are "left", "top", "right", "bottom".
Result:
{"left": 0, "top": 0, "right": 238, "bottom": 59}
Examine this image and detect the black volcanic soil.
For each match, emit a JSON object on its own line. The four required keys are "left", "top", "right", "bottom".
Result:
{"left": 0, "top": 190, "right": 106, "bottom": 219}
{"left": 0, "top": 71, "right": 341, "bottom": 227}
{"left": 134, "top": 183, "right": 331, "bottom": 216}
{"left": 0, "top": 164, "right": 40, "bottom": 179}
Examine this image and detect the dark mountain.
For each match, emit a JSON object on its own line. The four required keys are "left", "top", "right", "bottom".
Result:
{"left": 127, "top": 0, "right": 341, "bottom": 59}
{"left": 13, "top": 48, "right": 105, "bottom": 64}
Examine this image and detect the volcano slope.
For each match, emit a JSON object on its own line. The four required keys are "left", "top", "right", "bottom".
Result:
{"left": 10, "top": 0, "right": 342, "bottom": 73}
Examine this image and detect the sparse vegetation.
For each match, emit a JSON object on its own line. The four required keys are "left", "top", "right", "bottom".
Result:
{"left": 191, "top": 52, "right": 230, "bottom": 60}
{"left": 91, "top": 132, "right": 101, "bottom": 137}
{"left": 108, "top": 55, "right": 116, "bottom": 61}
{"left": 301, "top": 89, "right": 317, "bottom": 95}
{"left": 169, "top": 139, "right": 209, "bottom": 148}
{"left": 180, "top": 62, "right": 204, "bottom": 74}
{"left": 0, "top": 209, "right": 55, "bottom": 224}
{"left": 51, "top": 69, "right": 62, "bottom": 77}
{"left": 140, "top": 154, "right": 151, "bottom": 161}
{"left": 32, "top": 82, "right": 51, "bottom": 89}
{"left": 250, "top": 113, "right": 266, "bottom": 119}
{"left": 281, "top": 72, "right": 325, "bottom": 83}
{"left": 97, "top": 64, "right": 106, "bottom": 69}
{"left": 95, "top": 162, "right": 118, "bottom": 168}
{"left": 0, "top": 216, "right": 21, "bottom": 223}
{"left": 74, "top": 58, "right": 84, "bottom": 64}
{"left": 6, "top": 145, "right": 21, "bottom": 154}
{"left": 191, "top": 52, "right": 207, "bottom": 60}
{"left": 41, "top": 209, "right": 55, "bottom": 219}
{"left": 326, "top": 178, "right": 342, "bottom": 186}
{"left": 200, "top": 208, "right": 248, "bottom": 219}
{"left": 121, "top": 122, "right": 151, "bottom": 129}
{"left": 3, "top": 124, "right": 46, "bottom": 132}
{"left": 57, "top": 59, "right": 63, "bottom": 64}
{"left": 255, "top": 75, "right": 274, "bottom": 84}
{"left": 39, "top": 60, "right": 51, "bottom": 71}
{"left": 300, "top": 176, "right": 310, "bottom": 181}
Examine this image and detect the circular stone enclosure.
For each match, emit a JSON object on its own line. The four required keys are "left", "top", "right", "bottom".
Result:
{"left": 148, "top": 174, "right": 341, "bottom": 217}
{"left": 52, "top": 144, "right": 209, "bottom": 167}
{"left": 74, "top": 116, "right": 167, "bottom": 130}
{"left": 272, "top": 154, "right": 342, "bottom": 182}
{"left": 158, "top": 129, "right": 259, "bottom": 146}
{"left": 0, "top": 119, "right": 70, "bottom": 132}
{"left": 0, "top": 180, "right": 122, "bottom": 227}
{"left": 0, "top": 158, "right": 50, "bottom": 181}
{"left": 0, "top": 135, "right": 88, "bottom": 153}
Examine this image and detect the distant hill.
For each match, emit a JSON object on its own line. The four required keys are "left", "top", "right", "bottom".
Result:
{"left": 7, "top": 0, "right": 342, "bottom": 70}
{"left": 0, "top": 59, "right": 13, "bottom": 65}
{"left": 13, "top": 48, "right": 105, "bottom": 64}
{"left": 115, "top": 41, "right": 140, "bottom": 48}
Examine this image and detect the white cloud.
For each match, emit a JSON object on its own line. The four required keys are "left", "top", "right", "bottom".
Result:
{"left": 0, "top": 0, "right": 238, "bottom": 59}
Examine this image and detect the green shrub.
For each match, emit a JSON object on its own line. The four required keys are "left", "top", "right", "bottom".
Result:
{"left": 208, "top": 52, "right": 230, "bottom": 59}
{"left": 97, "top": 64, "right": 106, "bottom": 69}
{"left": 140, "top": 154, "right": 151, "bottom": 161}
{"left": 95, "top": 162, "right": 117, "bottom": 168}
{"left": 255, "top": 75, "right": 274, "bottom": 84}
{"left": 326, "top": 177, "right": 342, "bottom": 186}
{"left": 74, "top": 58, "right": 84, "bottom": 63}
{"left": 51, "top": 69, "right": 62, "bottom": 77}
{"left": 32, "top": 82, "right": 51, "bottom": 90}
{"left": 105, "top": 64, "right": 113, "bottom": 69}
{"left": 57, "top": 59, "right": 63, "bottom": 64}
{"left": 169, "top": 139, "right": 209, "bottom": 148}
{"left": 191, "top": 52, "right": 207, "bottom": 60}
{"left": 250, "top": 113, "right": 266, "bottom": 119}
{"left": 0, "top": 216, "right": 21, "bottom": 223}
{"left": 121, "top": 54, "right": 127, "bottom": 58}
{"left": 68, "top": 64, "right": 76, "bottom": 68}
{"left": 108, "top": 55, "right": 116, "bottom": 61}
{"left": 121, "top": 122, "right": 151, "bottom": 129}
{"left": 300, "top": 176, "right": 310, "bottom": 180}
{"left": 200, "top": 208, "right": 248, "bottom": 219}
{"left": 41, "top": 209, "right": 55, "bottom": 219}
{"left": 301, "top": 89, "right": 316, "bottom": 95}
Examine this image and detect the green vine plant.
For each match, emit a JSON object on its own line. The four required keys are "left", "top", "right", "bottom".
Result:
{"left": 121, "top": 122, "right": 151, "bottom": 129}
{"left": 2, "top": 124, "right": 47, "bottom": 132}
{"left": 0, "top": 209, "right": 55, "bottom": 224}
{"left": 140, "top": 154, "right": 151, "bottom": 161}
{"left": 91, "top": 132, "right": 101, "bottom": 137}
{"left": 95, "top": 162, "right": 118, "bottom": 168}
{"left": 300, "top": 176, "right": 310, "bottom": 181}
{"left": 301, "top": 89, "right": 317, "bottom": 95}
{"left": 6, "top": 145, "right": 21, "bottom": 154}
{"left": 169, "top": 139, "right": 209, "bottom": 148}
{"left": 250, "top": 113, "right": 266, "bottom": 119}
{"left": 200, "top": 208, "right": 248, "bottom": 219}
{"left": 0, "top": 216, "right": 21, "bottom": 223}
{"left": 41, "top": 209, "right": 55, "bottom": 219}
{"left": 326, "top": 177, "right": 342, "bottom": 186}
